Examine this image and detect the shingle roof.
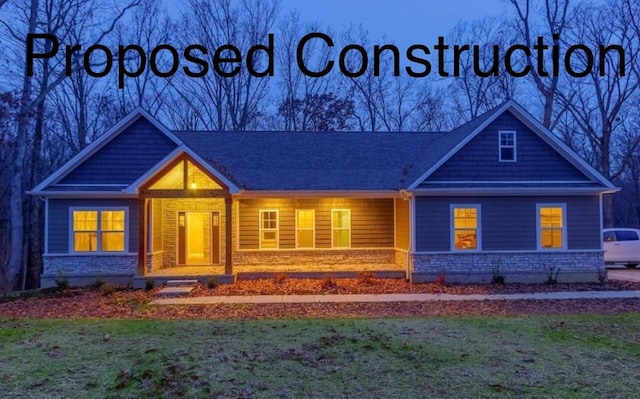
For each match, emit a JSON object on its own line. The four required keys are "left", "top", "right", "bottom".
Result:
{"left": 173, "top": 105, "right": 508, "bottom": 191}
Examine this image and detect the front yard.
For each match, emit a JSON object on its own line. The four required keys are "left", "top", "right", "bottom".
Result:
{"left": 2, "top": 315, "right": 640, "bottom": 398}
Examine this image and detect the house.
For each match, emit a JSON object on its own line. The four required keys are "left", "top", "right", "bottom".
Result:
{"left": 29, "top": 101, "right": 618, "bottom": 288}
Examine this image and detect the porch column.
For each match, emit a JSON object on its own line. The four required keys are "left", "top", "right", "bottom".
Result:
{"left": 225, "top": 195, "right": 233, "bottom": 275}
{"left": 137, "top": 198, "right": 147, "bottom": 276}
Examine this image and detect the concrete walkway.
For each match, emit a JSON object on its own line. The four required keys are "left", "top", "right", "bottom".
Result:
{"left": 151, "top": 290, "right": 640, "bottom": 305}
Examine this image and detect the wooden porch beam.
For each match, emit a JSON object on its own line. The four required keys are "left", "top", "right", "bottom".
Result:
{"left": 139, "top": 189, "right": 228, "bottom": 199}
{"left": 225, "top": 195, "right": 233, "bottom": 275}
{"left": 137, "top": 198, "right": 147, "bottom": 276}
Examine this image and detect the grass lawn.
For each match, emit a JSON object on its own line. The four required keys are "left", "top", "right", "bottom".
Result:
{"left": 1, "top": 315, "right": 640, "bottom": 398}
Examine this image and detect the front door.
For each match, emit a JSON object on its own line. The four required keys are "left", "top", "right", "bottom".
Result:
{"left": 177, "top": 211, "right": 220, "bottom": 265}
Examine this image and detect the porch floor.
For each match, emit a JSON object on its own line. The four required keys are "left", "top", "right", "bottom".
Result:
{"left": 146, "top": 263, "right": 403, "bottom": 277}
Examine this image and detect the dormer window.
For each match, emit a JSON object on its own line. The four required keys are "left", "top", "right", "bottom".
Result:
{"left": 499, "top": 131, "right": 516, "bottom": 162}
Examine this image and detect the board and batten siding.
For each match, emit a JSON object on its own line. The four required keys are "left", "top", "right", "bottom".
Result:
{"left": 395, "top": 198, "right": 410, "bottom": 250}
{"left": 422, "top": 111, "right": 588, "bottom": 184}
{"left": 47, "top": 198, "right": 140, "bottom": 254}
{"left": 415, "top": 195, "right": 601, "bottom": 252}
{"left": 58, "top": 118, "right": 177, "bottom": 185}
{"left": 238, "top": 198, "right": 395, "bottom": 250}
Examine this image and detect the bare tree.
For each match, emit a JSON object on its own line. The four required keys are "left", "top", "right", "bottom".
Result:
{"left": 508, "top": 0, "right": 573, "bottom": 129}
{"left": 557, "top": 0, "right": 640, "bottom": 226}
{"left": 168, "top": 0, "right": 279, "bottom": 130}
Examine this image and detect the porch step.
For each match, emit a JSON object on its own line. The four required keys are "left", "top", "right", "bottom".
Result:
{"left": 165, "top": 279, "right": 198, "bottom": 287}
{"left": 156, "top": 286, "right": 195, "bottom": 298}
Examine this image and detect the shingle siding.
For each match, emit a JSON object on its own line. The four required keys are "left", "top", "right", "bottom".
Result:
{"left": 47, "top": 198, "right": 139, "bottom": 253}
{"left": 238, "top": 198, "right": 395, "bottom": 250}
{"left": 58, "top": 118, "right": 177, "bottom": 185}
{"left": 423, "top": 111, "right": 588, "bottom": 184}
{"left": 415, "top": 195, "right": 601, "bottom": 252}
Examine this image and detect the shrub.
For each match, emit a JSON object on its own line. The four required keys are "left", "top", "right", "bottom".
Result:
{"left": 272, "top": 273, "right": 288, "bottom": 284}
{"left": 320, "top": 275, "right": 338, "bottom": 290}
{"left": 100, "top": 283, "right": 117, "bottom": 296}
{"left": 543, "top": 263, "right": 560, "bottom": 285}
{"left": 597, "top": 267, "right": 607, "bottom": 283}
{"left": 144, "top": 280, "right": 155, "bottom": 291}
{"left": 356, "top": 271, "right": 376, "bottom": 285}
{"left": 92, "top": 279, "right": 106, "bottom": 289}
{"left": 55, "top": 268, "right": 69, "bottom": 290}
{"left": 207, "top": 277, "right": 219, "bottom": 289}
{"left": 435, "top": 272, "right": 446, "bottom": 286}
{"left": 491, "top": 260, "right": 505, "bottom": 285}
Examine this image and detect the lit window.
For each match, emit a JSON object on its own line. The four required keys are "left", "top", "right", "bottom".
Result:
{"left": 332, "top": 209, "right": 351, "bottom": 248}
{"left": 538, "top": 205, "right": 565, "bottom": 249}
{"left": 259, "top": 210, "right": 278, "bottom": 249}
{"left": 72, "top": 209, "right": 126, "bottom": 252}
{"left": 296, "top": 209, "right": 315, "bottom": 248}
{"left": 452, "top": 205, "right": 480, "bottom": 250}
{"left": 499, "top": 131, "right": 516, "bottom": 162}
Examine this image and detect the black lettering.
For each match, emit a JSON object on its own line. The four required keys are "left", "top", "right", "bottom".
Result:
{"left": 505, "top": 44, "right": 531, "bottom": 77}
{"left": 297, "top": 32, "right": 334, "bottom": 77}
{"left": 453, "top": 44, "right": 469, "bottom": 76}
{"left": 406, "top": 44, "right": 431, "bottom": 77}
{"left": 533, "top": 36, "right": 548, "bottom": 77}
{"left": 599, "top": 44, "right": 625, "bottom": 76}
{"left": 552, "top": 33, "right": 560, "bottom": 77}
{"left": 472, "top": 45, "right": 500, "bottom": 77}
{"left": 183, "top": 45, "right": 209, "bottom": 78}
{"left": 118, "top": 44, "right": 146, "bottom": 89}
{"left": 83, "top": 44, "right": 112, "bottom": 78}
{"left": 373, "top": 44, "right": 400, "bottom": 76}
{"left": 434, "top": 36, "right": 449, "bottom": 77}
{"left": 565, "top": 44, "right": 593, "bottom": 78}
{"left": 213, "top": 45, "right": 242, "bottom": 77}
{"left": 26, "top": 33, "right": 58, "bottom": 76}
{"left": 150, "top": 44, "right": 179, "bottom": 77}
{"left": 339, "top": 44, "right": 368, "bottom": 78}
{"left": 247, "top": 33, "right": 274, "bottom": 77}
{"left": 65, "top": 45, "right": 81, "bottom": 75}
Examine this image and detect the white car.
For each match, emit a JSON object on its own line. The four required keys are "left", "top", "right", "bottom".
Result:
{"left": 603, "top": 228, "right": 640, "bottom": 268}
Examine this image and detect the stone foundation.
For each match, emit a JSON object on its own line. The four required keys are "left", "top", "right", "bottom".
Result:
{"left": 146, "top": 251, "right": 165, "bottom": 272}
{"left": 233, "top": 249, "right": 397, "bottom": 266}
{"left": 41, "top": 254, "right": 138, "bottom": 288}
{"left": 411, "top": 251, "right": 605, "bottom": 283}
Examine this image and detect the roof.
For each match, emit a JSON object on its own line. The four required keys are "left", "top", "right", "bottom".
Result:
{"left": 174, "top": 130, "right": 447, "bottom": 190}
{"left": 29, "top": 100, "right": 617, "bottom": 195}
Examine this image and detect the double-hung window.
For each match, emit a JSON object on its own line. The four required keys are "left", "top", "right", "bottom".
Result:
{"left": 296, "top": 209, "right": 315, "bottom": 248}
{"left": 451, "top": 205, "right": 481, "bottom": 250}
{"left": 72, "top": 209, "right": 126, "bottom": 253}
{"left": 499, "top": 131, "right": 516, "bottom": 162}
{"left": 331, "top": 209, "right": 351, "bottom": 248}
{"left": 259, "top": 210, "right": 279, "bottom": 249}
{"left": 537, "top": 204, "right": 566, "bottom": 249}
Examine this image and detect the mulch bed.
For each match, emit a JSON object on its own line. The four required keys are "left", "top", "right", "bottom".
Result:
{"left": 1, "top": 278, "right": 640, "bottom": 319}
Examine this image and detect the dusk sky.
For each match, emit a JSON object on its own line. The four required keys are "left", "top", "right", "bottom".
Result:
{"left": 274, "top": 0, "right": 505, "bottom": 46}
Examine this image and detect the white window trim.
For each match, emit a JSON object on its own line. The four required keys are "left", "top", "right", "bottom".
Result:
{"left": 68, "top": 207, "right": 129, "bottom": 254}
{"left": 450, "top": 204, "right": 482, "bottom": 251}
{"left": 498, "top": 130, "right": 517, "bottom": 162}
{"left": 259, "top": 209, "right": 279, "bottom": 249}
{"left": 295, "top": 209, "right": 316, "bottom": 249}
{"left": 331, "top": 209, "right": 352, "bottom": 248}
{"left": 536, "top": 203, "right": 567, "bottom": 251}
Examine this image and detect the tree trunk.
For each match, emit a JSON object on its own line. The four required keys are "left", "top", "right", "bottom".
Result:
{"left": 7, "top": 0, "right": 38, "bottom": 291}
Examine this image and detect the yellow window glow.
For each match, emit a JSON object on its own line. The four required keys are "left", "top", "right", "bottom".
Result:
{"left": 453, "top": 207, "right": 478, "bottom": 250}
{"left": 539, "top": 207, "right": 564, "bottom": 248}
{"left": 332, "top": 210, "right": 350, "bottom": 247}
{"left": 296, "top": 210, "right": 315, "bottom": 248}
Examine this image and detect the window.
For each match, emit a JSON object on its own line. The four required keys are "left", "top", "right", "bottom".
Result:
{"left": 259, "top": 210, "right": 278, "bottom": 249}
{"left": 451, "top": 205, "right": 480, "bottom": 250}
{"left": 296, "top": 209, "right": 315, "bottom": 248}
{"left": 72, "top": 209, "right": 126, "bottom": 253}
{"left": 537, "top": 205, "right": 566, "bottom": 249}
{"left": 332, "top": 209, "right": 351, "bottom": 248}
{"left": 499, "top": 131, "right": 516, "bottom": 162}
{"left": 614, "top": 230, "right": 639, "bottom": 241}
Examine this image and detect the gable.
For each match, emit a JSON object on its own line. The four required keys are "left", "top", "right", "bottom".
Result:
{"left": 421, "top": 111, "right": 590, "bottom": 185}
{"left": 57, "top": 118, "right": 178, "bottom": 186}
{"left": 145, "top": 157, "right": 224, "bottom": 190}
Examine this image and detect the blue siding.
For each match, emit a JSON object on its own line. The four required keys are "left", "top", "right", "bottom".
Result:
{"left": 415, "top": 195, "right": 601, "bottom": 252}
{"left": 58, "top": 118, "right": 177, "bottom": 185}
{"left": 423, "top": 111, "right": 588, "bottom": 183}
{"left": 47, "top": 199, "right": 139, "bottom": 253}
